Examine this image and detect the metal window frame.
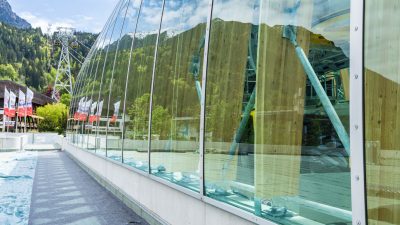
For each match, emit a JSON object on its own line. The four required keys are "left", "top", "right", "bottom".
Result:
{"left": 81, "top": 12, "right": 117, "bottom": 149}
{"left": 147, "top": 0, "right": 166, "bottom": 174}
{"left": 83, "top": 35, "right": 106, "bottom": 150}
{"left": 120, "top": 0, "right": 144, "bottom": 164}
{"left": 93, "top": 0, "right": 126, "bottom": 156}
{"left": 104, "top": 0, "right": 132, "bottom": 162}
{"left": 198, "top": 0, "right": 213, "bottom": 198}
{"left": 70, "top": 57, "right": 93, "bottom": 144}
{"left": 350, "top": 0, "right": 367, "bottom": 224}
{"left": 100, "top": 0, "right": 128, "bottom": 157}
{"left": 78, "top": 51, "right": 100, "bottom": 148}
{"left": 67, "top": 60, "right": 86, "bottom": 131}
{"left": 75, "top": 0, "right": 122, "bottom": 150}
{"left": 68, "top": 0, "right": 369, "bottom": 224}
{"left": 196, "top": 1, "right": 277, "bottom": 224}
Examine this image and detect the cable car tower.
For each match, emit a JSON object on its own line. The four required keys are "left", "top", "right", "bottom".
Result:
{"left": 52, "top": 27, "right": 79, "bottom": 100}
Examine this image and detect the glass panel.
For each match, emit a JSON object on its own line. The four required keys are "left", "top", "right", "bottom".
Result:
{"left": 150, "top": 0, "right": 208, "bottom": 192}
{"left": 69, "top": 61, "right": 89, "bottom": 145}
{"left": 71, "top": 3, "right": 121, "bottom": 149}
{"left": 91, "top": 0, "right": 126, "bottom": 157}
{"left": 122, "top": 0, "right": 164, "bottom": 172}
{"left": 81, "top": 42, "right": 104, "bottom": 151}
{"left": 84, "top": 36, "right": 108, "bottom": 151}
{"left": 75, "top": 11, "right": 115, "bottom": 150}
{"left": 365, "top": 1, "right": 400, "bottom": 224}
{"left": 106, "top": 0, "right": 142, "bottom": 162}
{"left": 204, "top": 0, "right": 351, "bottom": 224}
{"left": 73, "top": 61, "right": 92, "bottom": 148}
{"left": 71, "top": 60, "right": 93, "bottom": 147}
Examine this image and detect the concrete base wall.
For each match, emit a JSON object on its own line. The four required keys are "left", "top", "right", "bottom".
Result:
{"left": 62, "top": 141, "right": 255, "bottom": 225}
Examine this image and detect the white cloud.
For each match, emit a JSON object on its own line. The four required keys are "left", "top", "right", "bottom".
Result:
{"left": 19, "top": 12, "right": 73, "bottom": 33}
{"left": 18, "top": 11, "right": 104, "bottom": 34}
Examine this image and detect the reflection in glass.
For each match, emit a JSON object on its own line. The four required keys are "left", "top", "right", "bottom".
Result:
{"left": 84, "top": 32, "right": 110, "bottom": 151}
{"left": 149, "top": 0, "right": 208, "bottom": 192}
{"left": 365, "top": 1, "right": 400, "bottom": 224}
{"left": 122, "top": 0, "right": 164, "bottom": 172}
{"left": 68, "top": 60, "right": 90, "bottom": 145}
{"left": 204, "top": 0, "right": 351, "bottom": 224}
{"left": 105, "top": 0, "right": 141, "bottom": 162}
{"left": 90, "top": 0, "right": 126, "bottom": 157}
{"left": 71, "top": 58, "right": 94, "bottom": 148}
{"left": 69, "top": 0, "right": 123, "bottom": 151}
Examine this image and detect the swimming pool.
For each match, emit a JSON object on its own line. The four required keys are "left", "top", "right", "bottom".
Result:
{"left": 0, "top": 151, "right": 37, "bottom": 225}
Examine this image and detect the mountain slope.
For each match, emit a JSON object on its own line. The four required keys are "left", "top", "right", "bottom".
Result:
{"left": 0, "top": 0, "right": 31, "bottom": 29}
{"left": 0, "top": 22, "right": 97, "bottom": 93}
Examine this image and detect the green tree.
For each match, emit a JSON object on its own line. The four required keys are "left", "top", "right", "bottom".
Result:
{"left": 60, "top": 93, "right": 71, "bottom": 107}
{"left": 0, "top": 23, "right": 97, "bottom": 92}
{"left": 36, "top": 103, "right": 68, "bottom": 134}
{"left": 152, "top": 105, "right": 171, "bottom": 139}
{"left": 127, "top": 93, "right": 151, "bottom": 138}
{"left": 127, "top": 93, "right": 171, "bottom": 139}
{"left": 0, "top": 64, "right": 18, "bottom": 80}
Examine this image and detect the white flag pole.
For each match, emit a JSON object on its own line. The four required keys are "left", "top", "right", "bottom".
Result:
{"left": 16, "top": 89, "right": 19, "bottom": 133}
{"left": 24, "top": 107, "right": 27, "bottom": 133}
{"left": 6, "top": 90, "right": 8, "bottom": 133}
{"left": 3, "top": 87, "right": 6, "bottom": 132}
{"left": 24, "top": 88, "right": 29, "bottom": 133}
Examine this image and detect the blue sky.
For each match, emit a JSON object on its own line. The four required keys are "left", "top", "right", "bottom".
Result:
{"left": 8, "top": 0, "right": 118, "bottom": 33}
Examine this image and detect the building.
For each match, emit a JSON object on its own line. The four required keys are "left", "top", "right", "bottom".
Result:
{"left": 64, "top": 1, "right": 396, "bottom": 224}
{"left": 0, "top": 80, "right": 55, "bottom": 131}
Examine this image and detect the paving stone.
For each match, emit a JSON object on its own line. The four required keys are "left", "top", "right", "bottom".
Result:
{"left": 29, "top": 151, "right": 149, "bottom": 225}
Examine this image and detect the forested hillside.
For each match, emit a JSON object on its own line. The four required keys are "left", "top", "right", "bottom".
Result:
{"left": 0, "top": 22, "right": 96, "bottom": 93}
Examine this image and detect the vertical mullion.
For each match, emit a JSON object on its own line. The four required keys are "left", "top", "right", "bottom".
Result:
{"left": 199, "top": 0, "right": 214, "bottom": 197}
{"left": 350, "top": 0, "right": 367, "bottom": 224}
{"left": 147, "top": 0, "right": 166, "bottom": 174}
{"left": 71, "top": 58, "right": 90, "bottom": 143}
{"left": 68, "top": 59, "right": 86, "bottom": 132}
{"left": 95, "top": 0, "right": 125, "bottom": 157}
{"left": 120, "top": 0, "right": 144, "bottom": 164}
{"left": 84, "top": 9, "right": 118, "bottom": 150}
{"left": 104, "top": 0, "right": 131, "bottom": 161}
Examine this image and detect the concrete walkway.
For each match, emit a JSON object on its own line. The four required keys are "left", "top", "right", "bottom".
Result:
{"left": 29, "top": 151, "right": 148, "bottom": 225}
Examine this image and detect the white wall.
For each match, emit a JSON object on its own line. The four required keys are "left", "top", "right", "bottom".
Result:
{"left": 63, "top": 141, "right": 256, "bottom": 225}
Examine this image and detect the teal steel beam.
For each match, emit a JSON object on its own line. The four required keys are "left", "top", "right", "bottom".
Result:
{"left": 222, "top": 89, "right": 256, "bottom": 176}
{"left": 283, "top": 25, "right": 350, "bottom": 155}
{"left": 190, "top": 36, "right": 205, "bottom": 102}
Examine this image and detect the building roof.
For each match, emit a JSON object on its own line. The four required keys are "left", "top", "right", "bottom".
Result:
{"left": 0, "top": 80, "right": 55, "bottom": 105}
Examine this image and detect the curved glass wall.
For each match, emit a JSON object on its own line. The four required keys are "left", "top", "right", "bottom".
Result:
{"left": 69, "top": 0, "right": 355, "bottom": 224}
{"left": 82, "top": 38, "right": 104, "bottom": 151}
{"left": 84, "top": 26, "right": 111, "bottom": 151}
{"left": 84, "top": 0, "right": 125, "bottom": 156}
{"left": 105, "top": 0, "right": 142, "bottom": 162}
{"left": 149, "top": 0, "right": 208, "bottom": 192}
{"left": 365, "top": 1, "right": 400, "bottom": 224}
{"left": 67, "top": 57, "right": 90, "bottom": 144}
{"left": 203, "top": 0, "right": 351, "bottom": 224}
{"left": 121, "top": 0, "right": 163, "bottom": 172}
{"left": 94, "top": 1, "right": 127, "bottom": 157}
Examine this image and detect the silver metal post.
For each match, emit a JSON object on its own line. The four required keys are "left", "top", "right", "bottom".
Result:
{"left": 350, "top": 0, "right": 366, "bottom": 224}
{"left": 199, "top": 0, "right": 214, "bottom": 196}
{"left": 147, "top": 0, "right": 166, "bottom": 174}
{"left": 120, "top": 0, "right": 144, "bottom": 164}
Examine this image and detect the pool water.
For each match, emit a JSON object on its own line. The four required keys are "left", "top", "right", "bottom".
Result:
{"left": 0, "top": 151, "right": 37, "bottom": 225}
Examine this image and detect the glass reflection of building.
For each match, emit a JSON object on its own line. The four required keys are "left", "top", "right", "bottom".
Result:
{"left": 66, "top": 0, "right": 400, "bottom": 224}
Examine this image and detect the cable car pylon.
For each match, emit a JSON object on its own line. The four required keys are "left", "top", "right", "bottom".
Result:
{"left": 52, "top": 27, "right": 78, "bottom": 101}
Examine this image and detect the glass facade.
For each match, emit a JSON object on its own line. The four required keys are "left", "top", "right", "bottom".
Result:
{"left": 122, "top": 0, "right": 163, "bottom": 172}
{"left": 203, "top": 0, "right": 351, "bottom": 224}
{"left": 63, "top": 0, "right": 398, "bottom": 224}
{"left": 150, "top": 0, "right": 207, "bottom": 192}
{"left": 364, "top": 1, "right": 400, "bottom": 224}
